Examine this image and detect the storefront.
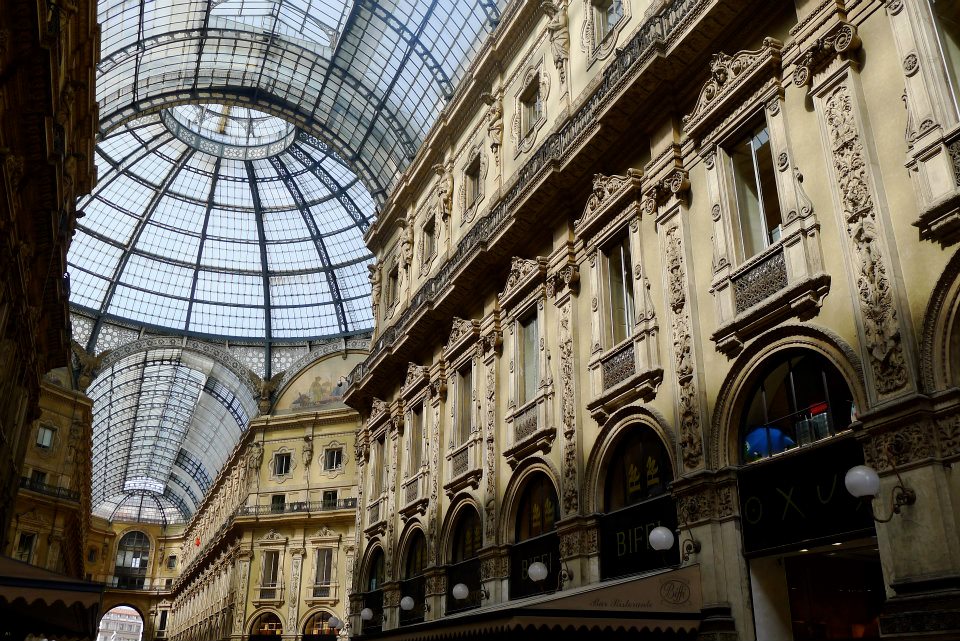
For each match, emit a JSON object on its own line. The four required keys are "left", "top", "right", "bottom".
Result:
{"left": 735, "top": 349, "right": 883, "bottom": 640}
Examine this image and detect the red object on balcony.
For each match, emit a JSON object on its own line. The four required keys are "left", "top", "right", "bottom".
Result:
{"left": 809, "top": 401, "right": 829, "bottom": 415}
{"left": 195, "top": 536, "right": 201, "bottom": 547}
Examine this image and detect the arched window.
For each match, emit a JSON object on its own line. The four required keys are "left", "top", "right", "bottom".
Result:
{"left": 249, "top": 612, "right": 283, "bottom": 638}
{"left": 451, "top": 507, "right": 482, "bottom": 563}
{"left": 366, "top": 548, "right": 385, "bottom": 591}
{"left": 403, "top": 531, "right": 427, "bottom": 579}
{"left": 515, "top": 474, "right": 559, "bottom": 542}
{"left": 400, "top": 532, "right": 428, "bottom": 625}
{"left": 114, "top": 531, "right": 150, "bottom": 589}
{"left": 604, "top": 427, "right": 672, "bottom": 512}
{"left": 510, "top": 473, "right": 561, "bottom": 600}
{"left": 303, "top": 611, "right": 337, "bottom": 639}
{"left": 740, "top": 349, "right": 854, "bottom": 463}
{"left": 447, "top": 506, "right": 483, "bottom": 614}
{"left": 598, "top": 426, "right": 678, "bottom": 579}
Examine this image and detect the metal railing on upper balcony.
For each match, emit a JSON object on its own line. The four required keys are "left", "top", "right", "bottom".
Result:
{"left": 236, "top": 497, "right": 358, "bottom": 517}
{"left": 19, "top": 476, "right": 80, "bottom": 501}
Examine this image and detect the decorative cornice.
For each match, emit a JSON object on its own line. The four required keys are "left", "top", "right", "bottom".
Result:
{"left": 498, "top": 256, "right": 548, "bottom": 310}
{"left": 575, "top": 170, "right": 643, "bottom": 239}
{"left": 683, "top": 38, "right": 783, "bottom": 140}
{"left": 793, "top": 21, "right": 860, "bottom": 88}
{"left": 401, "top": 362, "right": 430, "bottom": 397}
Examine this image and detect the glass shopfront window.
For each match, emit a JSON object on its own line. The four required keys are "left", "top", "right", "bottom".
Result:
{"left": 399, "top": 532, "right": 428, "bottom": 625}
{"left": 446, "top": 506, "right": 483, "bottom": 613}
{"left": 510, "top": 474, "right": 561, "bottom": 599}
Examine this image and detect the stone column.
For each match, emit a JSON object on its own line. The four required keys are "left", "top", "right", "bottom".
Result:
{"left": 233, "top": 550, "right": 253, "bottom": 636}
{"left": 672, "top": 470, "right": 750, "bottom": 641}
{"left": 287, "top": 547, "right": 305, "bottom": 633}
{"left": 382, "top": 581, "right": 401, "bottom": 630}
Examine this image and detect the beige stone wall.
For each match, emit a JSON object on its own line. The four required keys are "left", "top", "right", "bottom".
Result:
{"left": 348, "top": 0, "right": 960, "bottom": 638}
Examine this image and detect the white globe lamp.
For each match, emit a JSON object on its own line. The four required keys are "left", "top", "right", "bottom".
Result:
{"left": 360, "top": 608, "right": 374, "bottom": 621}
{"left": 400, "top": 596, "right": 415, "bottom": 611}
{"left": 452, "top": 582, "right": 470, "bottom": 600}
{"left": 845, "top": 465, "right": 881, "bottom": 498}
{"left": 527, "top": 561, "right": 549, "bottom": 582}
{"left": 649, "top": 526, "right": 675, "bottom": 552}
{"left": 327, "top": 616, "right": 341, "bottom": 629}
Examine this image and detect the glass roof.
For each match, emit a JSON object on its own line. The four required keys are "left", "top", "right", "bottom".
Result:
{"left": 70, "top": 110, "right": 376, "bottom": 342}
{"left": 89, "top": 344, "right": 259, "bottom": 525}
{"left": 95, "top": 0, "right": 507, "bottom": 199}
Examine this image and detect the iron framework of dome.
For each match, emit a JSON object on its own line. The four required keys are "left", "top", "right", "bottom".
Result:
{"left": 70, "top": 0, "right": 510, "bottom": 524}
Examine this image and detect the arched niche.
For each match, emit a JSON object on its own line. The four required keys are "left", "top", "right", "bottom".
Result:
{"left": 507, "top": 470, "right": 561, "bottom": 600}
{"left": 444, "top": 502, "right": 483, "bottom": 613}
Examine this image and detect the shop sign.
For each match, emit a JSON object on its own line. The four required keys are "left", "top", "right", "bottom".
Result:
{"left": 509, "top": 533, "right": 560, "bottom": 599}
{"left": 598, "top": 495, "right": 679, "bottom": 579}
{"left": 738, "top": 438, "right": 874, "bottom": 555}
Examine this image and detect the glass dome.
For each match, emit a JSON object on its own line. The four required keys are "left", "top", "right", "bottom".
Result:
{"left": 69, "top": 109, "right": 376, "bottom": 342}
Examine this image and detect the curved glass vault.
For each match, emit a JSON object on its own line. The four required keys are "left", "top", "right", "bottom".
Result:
{"left": 70, "top": 110, "right": 376, "bottom": 343}
{"left": 89, "top": 344, "right": 259, "bottom": 524}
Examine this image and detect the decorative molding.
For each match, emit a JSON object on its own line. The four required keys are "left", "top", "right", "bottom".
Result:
{"left": 575, "top": 170, "right": 643, "bottom": 239}
{"left": 664, "top": 225, "right": 703, "bottom": 471}
{"left": 402, "top": 363, "right": 430, "bottom": 396}
{"left": 683, "top": 38, "right": 783, "bottom": 140}
{"left": 558, "top": 297, "right": 579, "bottom": 516}
{"left": 821, "top": 83, "right": 908, "bottom": 398}
{"left": 793, "top": 21, "right": 860, "bottom": 88}
{"left": 542, "top": 1, "right": 570, "bottom": 85}
{"left": 499, "top": 256, "right": 548, "bottom": 309}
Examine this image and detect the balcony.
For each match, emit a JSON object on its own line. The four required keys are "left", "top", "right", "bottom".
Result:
{"left": 400, "top": 471, "right": 429, "bottom": 520}
{"left": 305, "top": 581, "right": 339, "bottom": 606}
{"left": 365, "top": 495, "right": 387, "bottom": 537}
{"left": 444, "top": 433, "right": 482, "bottom": 497}
{"left": 19, "top": 476, "right": 80, "bottom": 501}
{"left": 236, "top": 497, "right": 357, "bottom": 517}
{"left": 255, "top": 574, "right": 284, "bottom": 604}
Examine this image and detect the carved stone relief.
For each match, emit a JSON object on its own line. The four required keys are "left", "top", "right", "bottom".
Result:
{"left": 558, "top": 298, "right": 579, "bottom": 515}
{"left": 822, "top": 83, "right": 908, "bottom": 397}
{"left": 664, "top": 225, "right": 704, "bottom": 470}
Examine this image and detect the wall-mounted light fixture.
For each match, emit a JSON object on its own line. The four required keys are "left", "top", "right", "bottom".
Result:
{"left": 648, "top": 525, "right": 700, "bottom": 562}
{"left": 452, "top": 582, "right": 489, "bottom": 601}
{"left": 399, "top": 596, "right": 430, "bottom": 612}
{"left": 845, "top": 464, "right": 916, "bottom": 523}
{"left": 526, "top": 560, "right": 574, "bottom": 590}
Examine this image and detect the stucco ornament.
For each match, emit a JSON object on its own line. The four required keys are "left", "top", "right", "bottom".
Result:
{"left": 482, "top": 91, "right": 504, "bottom": 166}
{"left": 824, "top": 85, "right": 906, "bottom": 396}
{"left": 434, "top": 162, "right": 454, "bottom": 221}
{"left": 542, "top": 1, "right": 570, "bottom": 84}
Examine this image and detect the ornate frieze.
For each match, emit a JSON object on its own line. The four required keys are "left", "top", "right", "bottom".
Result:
{"left": 820, "top": 83, "right": 909, "bottom": 398}
{"left": 664, "top": 225, "right": 704, "bottom": 471}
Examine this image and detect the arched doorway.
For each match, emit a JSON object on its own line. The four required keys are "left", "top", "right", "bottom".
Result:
{"left": 732, "top": 347, "right": 881, "bottom": 640}
{"left": 98, "top": 605, "right": 144, "bottom": 641}
{"left": 598, "top": 425, "right": 679, "bottom": 578}
{"left": 359, "top": 547, "right": 385, "bottom": 634}
{"left": 446, "top": 505, "right": 483, "bottom": 613}
{"left": 398, "top": 530, "right": 427, "bottom": 625}
{"left": 509, "top": 472, "right": 560, "bottom": 599}
{"left": 249, "top": 611, "right": 283, "bottom": 640}
{"left": 113, "top": 531, "right": 150, "bottom": 589}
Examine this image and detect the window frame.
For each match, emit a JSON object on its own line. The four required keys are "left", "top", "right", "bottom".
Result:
{"left": 601, "top": 231, "right": 636, "bottom": 349}
{"left": 454, "top": 362, "right": 474, "bottom": 448}
{"left": 35, "top": 425, "right": 54, "bottom": 449}
{"left": 15, "top": 531, "right": 36, "bottom": 563}
{"left": 273, "top": 452, "right": 292, "bottom": 477}
{"left": 513, "top": 62, "right": 549, "bottom": 155}
{"left": 323, "top": 447, "right": 343, "bottom": 471}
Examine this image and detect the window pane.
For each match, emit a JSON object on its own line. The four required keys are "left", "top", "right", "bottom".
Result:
{"left": 932, "top": 0, "right": 960, "bottom": 115}
{"left": 520, "top": 313, "right": 538, "bottom": 405}
{"left": 458, "top": 366, "right": 473, "bottom": 444}
{"left": 410, "top": 406, "right": 423, "bottom": 470}
{"left": 753, "top": 127, "right": 783, "bottom": 244}
{"left": 732, "top": 132, "right": 765, "bottom": 258}
{"left": 606, "top": 235, "right": 634, "bottom": 345}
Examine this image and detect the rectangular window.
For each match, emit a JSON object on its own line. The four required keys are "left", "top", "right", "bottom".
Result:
{"left": 158, "top": 611, "right": 168, "bottom": 632}
{"left": 387, "top": 266, "right": 399, "bottom": 308}
{"left": 261, "top": 551, "right": 280, "bottom": 598}
{"left": 594, "top": 0, "right": 624, "bottom": 41}
{"left": 36, "top": 426, "right": 54, "bottom": 449}
{"left": 15, "top": 532, "right": 35, "bottom": 562}
{"left": 167, "top": 555, "right": 177, "bottom": 569}
{"left": 322, "top": 489, "right": 338, "bottom": 509}
{"left": 518, "top": 312, "right": 539, "bottom": 405}
{"left": 729, "top": 123, "right": 782, "bottom": 259}
{"left": 422, "top": 217, "right": 436, "bottom": 264}
{"left": 372, "top": 437, "right": 385, "bottom": 496}
{"left": 314, "top": 548, "right": 333, "bottom": 597}
{"left": 605, "top": 234, "right": 635, "bottom": 345}
{"left": 409, "top": 404, "right": 424, "bottom": 471}
{"left": 164, "top": 578, "right": 172, "bottom": 589}
{"left": 271, "top": 494, "right": 286, "bottom": 513}
{"left": 465, "top": 155, "right": 481, "bottom": 208}
{"left": 456, "top": 364, "right": 473, "bottom": 445}
{"left": 931, "top": 0, "right": 960, "bottom": 115}
{"left": 30, "top": 470, "right": 47, "bottom": 486}
{"left": 87, "top": 547, "right": 97, "bottom": 563}
{"left": 520, "top": 80, "right": 543, "bottom": 138}
{"left": 324, "top": 448, "right": 343, "bottom": 471}
{"left": 273, "top": 452, "right": 291, "bottom": 476}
